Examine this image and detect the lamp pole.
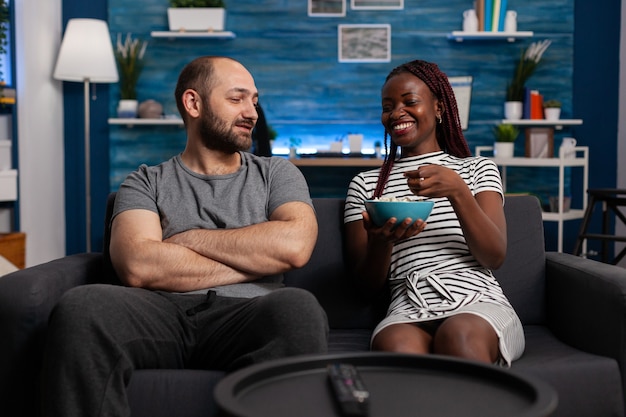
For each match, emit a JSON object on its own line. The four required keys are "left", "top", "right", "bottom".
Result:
{"left": 83, "top": 79, "right": 92, "bottom": 253}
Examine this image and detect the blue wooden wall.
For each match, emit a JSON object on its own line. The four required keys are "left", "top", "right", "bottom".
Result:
{"left": 108, "top": 0, "right": 576, "bottom": 194}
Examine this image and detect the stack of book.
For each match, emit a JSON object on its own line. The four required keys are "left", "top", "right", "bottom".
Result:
{"left": 474, "top": 0, "right": 509, "bottom": 32}
{"left": 523, "top": 88, "right": 545, "bottom": 120}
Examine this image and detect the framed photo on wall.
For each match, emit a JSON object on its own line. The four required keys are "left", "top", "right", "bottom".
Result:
{"left": 351, "top": 0, "right": 403, "bottom": 10}
{"left": 525, "top": 127, "right": 554, "bottom": 158}
{"left": 338, "top": 24, "right": 391, "bottom": 63}
{"left": 309, "top": 0, "right": 346, "bottom": 17}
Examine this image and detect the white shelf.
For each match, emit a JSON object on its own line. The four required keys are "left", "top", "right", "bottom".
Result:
{"left": 476, "top": 146, "right": 589, "bottom": 253}
{"left": 108, "top": 118, "right": 184, "bottom": 127}
{"left": 448, "top": 31, "right": 533, "bottom": 42}
{"left": 501, "top": 119, "right": 583, "bottom": 130}
{"left": 150, "top": 31, "right": 236, "bottom": 39}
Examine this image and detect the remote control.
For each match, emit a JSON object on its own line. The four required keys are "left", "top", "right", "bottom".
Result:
{"left": 327, "top": 363, "right": 370, "bottom": 416}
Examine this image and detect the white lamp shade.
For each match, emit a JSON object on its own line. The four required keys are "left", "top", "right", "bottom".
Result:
{"left": 54, "top": 18, "right": 119, "bottom": 83}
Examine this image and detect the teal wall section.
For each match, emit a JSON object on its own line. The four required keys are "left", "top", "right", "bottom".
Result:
{"left": 59, "top": 0, "right": 621, "bottom": 255}
{"left": 108, "top": 0, "right": 577, "bottom": 192}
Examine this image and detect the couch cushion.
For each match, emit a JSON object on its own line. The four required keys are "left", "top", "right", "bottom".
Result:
{"left": 284, "top": 198, "right": 388, "bottom": 329}
{"left": 494, "top": 195, "right": 547, "bottom": 325}
{"left": 512, "top": 325, "right": 624, "bottom": 417}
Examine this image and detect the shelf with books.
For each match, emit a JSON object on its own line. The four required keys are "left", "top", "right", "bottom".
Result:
{"left": 447, "top": 31, "right": 533, "bottom": 43}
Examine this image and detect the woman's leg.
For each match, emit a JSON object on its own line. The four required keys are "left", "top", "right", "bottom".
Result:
{"left": 433, "top": 313, "right": 499, "bottom": 363}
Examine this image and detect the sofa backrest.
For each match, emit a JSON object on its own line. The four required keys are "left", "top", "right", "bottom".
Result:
{"left": 284, "top": 195, "right": 548, "bottom": 328}
{"left": 283, "top": 199, "right": 389, "bottom": 330}
{"left": 495, "top": 195, "right": 547, "bottom": 325}
{"left": 103, "top": 194, "right": 547, "bottom": 328}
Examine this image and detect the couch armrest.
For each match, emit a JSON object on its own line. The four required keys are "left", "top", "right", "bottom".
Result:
{"left": 545, "top": 251, "right": 626, "bottom": 361}
{"left": 0, "top": 253, "right": 109, "bottom": 415}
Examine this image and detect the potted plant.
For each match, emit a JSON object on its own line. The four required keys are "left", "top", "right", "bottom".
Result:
{"left": 115, "top": 33, "right": 148, "bottom": 118}
{"left": 543, "top": 99, "right": 562, "bottom": 121}
{"left": 493, "top": 124, "right": 519, "bottom": 158}
{"left": 288, "top": 137, "right": 301, "bottom": 159}
{"left": 505, "top": 39, "right": 552, "bottom": 120}
{"left": 168, "top": 0, "right": 226, "bottom": 32}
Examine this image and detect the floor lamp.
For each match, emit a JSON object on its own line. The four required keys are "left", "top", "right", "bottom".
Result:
{"left": 53, "top": 19, "right": 118, "bottom": 253}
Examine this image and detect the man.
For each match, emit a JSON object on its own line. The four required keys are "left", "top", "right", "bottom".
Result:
{"left": 42, "top": 56, "right": 328, "bottom": 416}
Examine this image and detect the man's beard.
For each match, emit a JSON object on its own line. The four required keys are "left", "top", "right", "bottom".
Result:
{"left": 198, "top": 106, "right": 255, "bottom": 153}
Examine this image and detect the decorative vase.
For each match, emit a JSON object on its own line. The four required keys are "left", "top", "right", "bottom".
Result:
{"left": 117, "top": 99, "right": 139, "bottom": 118}
{"left": 504, "top": 101, "right": 523, "bottom": 120}
{"left": 544, "top": 108, "right": 561, "bottom": 121}
{"left": 167, "top": 8, "right": 226, "bottom": 32}
{"left": 138, "top": 99, "right": 164, "bottom": 119}
{"left": 494, "top": 142, "right": 514, "bottom": 158}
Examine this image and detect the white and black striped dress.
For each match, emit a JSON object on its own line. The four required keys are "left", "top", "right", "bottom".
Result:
{"left": 344, "top": 151, "right": 525, "bottom": 366}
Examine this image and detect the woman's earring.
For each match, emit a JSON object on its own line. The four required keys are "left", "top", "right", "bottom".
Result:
{"left": 437, "top": 115, "right": 442, "bottom": 124}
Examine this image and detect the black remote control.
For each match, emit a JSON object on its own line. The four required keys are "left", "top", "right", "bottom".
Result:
{"left": 327, "top": 363, "right": 370, "bottom": 416}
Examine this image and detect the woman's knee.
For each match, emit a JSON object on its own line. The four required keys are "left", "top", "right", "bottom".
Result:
{"left": 433, "top": 314, "right": 498, "bottom": 362}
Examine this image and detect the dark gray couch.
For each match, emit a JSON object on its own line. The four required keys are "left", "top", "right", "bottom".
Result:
{"left": 2, "top": 195, "right": 626, "bottom": 417}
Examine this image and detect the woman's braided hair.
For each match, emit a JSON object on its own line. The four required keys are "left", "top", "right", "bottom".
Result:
{"left": 373, "top": 60, "right": 472, "bottom": 198}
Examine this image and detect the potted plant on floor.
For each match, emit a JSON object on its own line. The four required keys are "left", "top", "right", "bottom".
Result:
{"left": 168, "top": 0, "right": 226, "bottom": 32}
{"left": 543, "top": 99, "right": 562, "bottom": 121}
{"left": 115, "top": 33, "right": 148, "bottom": 118}
{"left": 505, "top": 39, "right": 551, "bottom": 120}
{"left": 493, "top": 123, "right": 519, "bottom": 158}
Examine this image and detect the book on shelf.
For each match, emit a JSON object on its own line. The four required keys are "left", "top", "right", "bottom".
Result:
{"left": 492, "top": 0, "right": 501, "bottom": 32}
{"left": 484, "top": 0, "right": 493, "bottom": 31}
{"left": 523, "top": 87, "right": 531, "bottom": 119}
{"left": 498, "top": 0, "right": 508, "bottom": 31}
{"left": 475, "top": 0, "right": 485, "bottom": 31}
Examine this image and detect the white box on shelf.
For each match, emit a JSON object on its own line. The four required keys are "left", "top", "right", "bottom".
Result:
{"left": 0, "top": 140, "right": 11, "bottom": 170}
{"left": 0, "top": 169, "right": 17, "bottom": 202}
{"left": 167, "top": 8, "right": 225, "bottom": 32}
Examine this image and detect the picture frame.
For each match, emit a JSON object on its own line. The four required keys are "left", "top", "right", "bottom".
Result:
{"left": 351, "top": 0, "right": 403, "bottom": 10}
{"left": 308, "top": 0, "right": 346, "bottom": 17}
{"left": 525, "top": 127, "right": 554, "bottom": 158}
{"left": 338, "top": 24, "right": 391, "bottom": 63}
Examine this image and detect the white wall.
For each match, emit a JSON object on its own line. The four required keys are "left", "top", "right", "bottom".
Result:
{"left": 14, "top": 0, "right": 66, "bottom": 266}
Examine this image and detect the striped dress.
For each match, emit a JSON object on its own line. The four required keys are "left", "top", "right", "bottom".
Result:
{"left": 344, "top": 151, "right": 525, "bottom": 366}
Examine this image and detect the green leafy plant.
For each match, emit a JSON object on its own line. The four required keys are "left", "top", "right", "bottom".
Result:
{"left": 267, "top": 124, "right": 278, "bottom": 141}
{"left": 543, "top": 99, "right": 561, "bottom": 108}
{"left": 115, "top": 33, "right": 148, "bottom": 100}
{"left": 493, "top": 124, "right": 519, "bottom": 143}
{"left": 288, "top": 137, "right": 301, "bottom": 148}
{"left": 169, "top": 0, "right": 225, "bottom": 7}
{"left": 506, "top": 40, "right": 552, "bottom": 102}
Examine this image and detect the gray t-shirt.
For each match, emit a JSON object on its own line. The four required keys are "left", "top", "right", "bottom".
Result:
{"left": 112, "top": 151, "right": 313, "bottom": 297}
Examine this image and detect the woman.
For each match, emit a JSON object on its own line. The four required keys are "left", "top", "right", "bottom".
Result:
{"left": 344, "top": 60, "right": 524, "bottom": 366}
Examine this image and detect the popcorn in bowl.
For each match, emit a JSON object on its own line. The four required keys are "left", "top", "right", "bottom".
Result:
{"left": 365, "top": 198, "right": 434, "bottom": 226}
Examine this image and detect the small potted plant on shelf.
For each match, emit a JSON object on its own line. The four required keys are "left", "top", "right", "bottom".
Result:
{"left": 543, "top": 99, "right": 562, "bottom": 121}
{"left": 493, "top": 123, "right": 519, "bottom": 158}
{"left": 115, "top": 33, "right": 148, "bottom": 118}
{"left": 168, "top": 0, "right": 226, "bottom": 32}
{"left": 505, "top": 39, "right": 552, "bottom": 120}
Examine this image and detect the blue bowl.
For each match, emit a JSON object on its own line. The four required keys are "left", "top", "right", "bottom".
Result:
{"left": 364, "top": 200, "right": 434, "bottom": 227}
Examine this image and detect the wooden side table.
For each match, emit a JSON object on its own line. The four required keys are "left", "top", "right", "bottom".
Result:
{"left": 0, "top": 232, "right": 26, "bottom": 269}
